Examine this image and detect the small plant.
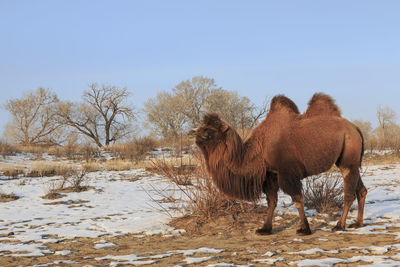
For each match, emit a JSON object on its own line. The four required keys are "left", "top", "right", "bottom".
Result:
{"left": 303, "top": 172, "right": 344, "bottom": 213}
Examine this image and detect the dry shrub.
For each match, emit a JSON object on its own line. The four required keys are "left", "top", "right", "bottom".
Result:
{"left": 0, "top": 141, "right": 17, "bottom": 158}
{"left": 148, "top": 157, "right": 249, "bottom": 222}
{"left": 68, "top": 170, "right": 90, "bottom": 192}
{"left": 16, "top": 145, "right": 48, "bottom": 155}
{"left": 1, "top": 165, "right": 25, "bottom": 178}
{"left": 304, "top": 172, "right": 344, "bottom": 213}
{"left": 42, "top": 169, "right": 90, "bottom": 198}
{"left": 108, "top": 136, "right": 158, "bottom": 163}
{"left": 80, "top": 142, "right": 101, "bottom": 162}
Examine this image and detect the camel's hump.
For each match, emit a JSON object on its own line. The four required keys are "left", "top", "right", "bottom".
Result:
{"left": 304, "top": 93, "right": 341, "bottom": 117}
{"left": 270, "top": 95, "right": 300, "bottom": 114}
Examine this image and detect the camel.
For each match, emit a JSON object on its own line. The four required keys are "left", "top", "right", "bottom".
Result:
{"left": 191, "top": 93, "right": 366, "bottom": 235}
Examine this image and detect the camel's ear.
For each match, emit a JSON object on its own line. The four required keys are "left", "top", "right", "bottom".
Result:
{"left": 203, "top": 112, "right": 221, "bottom": 126}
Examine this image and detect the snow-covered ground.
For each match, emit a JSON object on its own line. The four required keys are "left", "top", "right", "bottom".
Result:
{"left": 1, "top": 155, "right": 400, "bottom": 266}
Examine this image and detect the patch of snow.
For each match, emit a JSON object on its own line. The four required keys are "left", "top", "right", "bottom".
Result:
{"left": 253, "top": 257, "right": 285, "bottom": 264}
{"left": 289, "top": 248, "right": 339, "bottom": 255}
{"left": 94, "top": 242, "right": 118, "bottom": 249}
{"left": 174, "top": 247, "right": 224, "bottom": 256}
{"left": 54, "top": 250, "right": 73, "bottom": 256}
{"left": 183, "top": 256, "right": 215, "bottom": 264}
{"left": 262, "top": 251, "right": 276, "bottom": 257}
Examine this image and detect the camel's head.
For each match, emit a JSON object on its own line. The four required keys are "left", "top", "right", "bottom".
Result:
{"left": 190, "top": 113, "right": 229, "bottom": 148}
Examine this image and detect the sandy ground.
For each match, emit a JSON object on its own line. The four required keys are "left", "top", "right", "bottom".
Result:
{"left": 2, "top": 211, "right": 400, "bottom": 266}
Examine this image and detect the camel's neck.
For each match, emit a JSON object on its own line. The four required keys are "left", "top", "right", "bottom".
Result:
{"left": 209, "top": 127, "right": 266, "bottom": 177}
{"left": 204, "top": 127, "right": 267, "bottom": 201}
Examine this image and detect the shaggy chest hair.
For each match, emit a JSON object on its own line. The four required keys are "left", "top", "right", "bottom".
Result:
{"left": 205, "top": 129, "right": 267, "bottom": 201}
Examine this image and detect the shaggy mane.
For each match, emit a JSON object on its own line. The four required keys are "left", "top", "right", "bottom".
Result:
{"left": 201, "top": 118, "right": 266, "bottom": 201}
{"left": 304, "top": 93, "right": 341, "bottom": 117}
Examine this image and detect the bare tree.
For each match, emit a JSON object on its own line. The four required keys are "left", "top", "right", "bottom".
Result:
{"left": 143, "top": 92, "right": 187, "bottom": 139}
{"left": 352, "top": 119, "right": 372, "bottom": 140}
{"left": 377, "top": 106, "right": 397, "bottom": 148}
{"left": 56, "top": 83, "right": 135, "bottom": 147}
{"left": 173, "top": 76, "right": 221, "bottom": 128}
{"left": 205, "top": 89, "right": 254, "bottom": 129}
{"left": 143, "top": 76, "right": 268, "bottom": 139}
{"left": 3, "top": 88, "right": 62, "bottom": 145}
{"left": 352, "top": 119, "right": 374, "bottom": 152}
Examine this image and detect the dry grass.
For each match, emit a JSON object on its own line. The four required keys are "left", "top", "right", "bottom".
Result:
{"left": 0, "top": 165, "right": 25, "bottom": 178}
{"left": 363, "top": 152, "right": 400, "bottom": 165}
{"left": 82, "top": 162, "right": 102, "bottom": 172}
{"left": 107, "top": 136, "right": 158, "bottom": 162}
{"left": 103, "top": 159, "right": 137, "bottom": 171}
{"left": 27, "top": 162, "right": 75, "bottom": 177}
{"left": 0, "top": 190, "right": 19, "bottom": 202}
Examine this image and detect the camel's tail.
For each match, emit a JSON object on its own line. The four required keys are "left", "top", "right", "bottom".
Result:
{"left": 356, "top": 126, "right": 365, "bottom": 168}
{"left": 304, "top": 93, "right": 342, "bottom": 117}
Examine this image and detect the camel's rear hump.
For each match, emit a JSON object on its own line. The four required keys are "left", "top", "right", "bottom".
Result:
{"left": 304, "top": 93, "right": 342, "bottom": 117}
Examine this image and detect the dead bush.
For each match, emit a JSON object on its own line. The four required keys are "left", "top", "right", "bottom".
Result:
{"left": 69, "top": 170, "right": 90, "bottom": 192}
{"left": 303, "top": 172, "right": 344, "bottom": 213}
{"left": 148, "top": 157, "right": 251, "bottom": 223}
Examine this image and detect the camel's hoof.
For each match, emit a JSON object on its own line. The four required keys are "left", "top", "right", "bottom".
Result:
{"left": 296, "top": 228, "right": 312, "bottom": 235}
{"left": 296, "top": 229, "right": 312, "bottom": 235}
{"left": 256, "top": 228, "right": 272, "bottom": 235}
{"left": 348, "top": 222, "right": 363, "bottom": 229}
{"left": 332, "top": 224, "right": 345, "bottom": 232}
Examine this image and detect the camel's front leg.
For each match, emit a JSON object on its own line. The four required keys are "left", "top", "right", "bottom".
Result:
{"left": 291, "top": 194, "right": 312, "bottom": 235}
{"left": 256, "top": 174, "right": 278, "bottom": 235}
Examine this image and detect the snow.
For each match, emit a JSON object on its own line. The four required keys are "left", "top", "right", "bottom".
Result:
{"left": 0, "top": 167, "right": 180, "bottom": 256}
{"left": 183, "top": 256, "right": 215, "bottom": 264}
{"left": 174, "top": 247, "right": 225, "bottom": 256}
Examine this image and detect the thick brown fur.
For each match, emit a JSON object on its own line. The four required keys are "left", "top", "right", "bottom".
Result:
{"left": 192, "top": 93, "right": 367, "bottom": 235}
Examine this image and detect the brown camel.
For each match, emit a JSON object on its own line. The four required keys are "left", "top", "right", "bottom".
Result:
{"left": 191, "top": 93, "right": 366, "bottom": 235}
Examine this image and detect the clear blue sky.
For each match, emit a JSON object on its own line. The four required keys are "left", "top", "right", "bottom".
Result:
{"left": 1, "top": 0, "right": 399, "bottom": 135}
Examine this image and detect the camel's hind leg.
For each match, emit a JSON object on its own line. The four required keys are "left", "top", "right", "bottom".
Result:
{"left": 256, "top": 173, "right": 279, "bottom": 235}
{"left": 333, "top": 167, "right": 362, "bottom": 231}
{"left": 349, "top": 178, "right": 367, "bottom": 228}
